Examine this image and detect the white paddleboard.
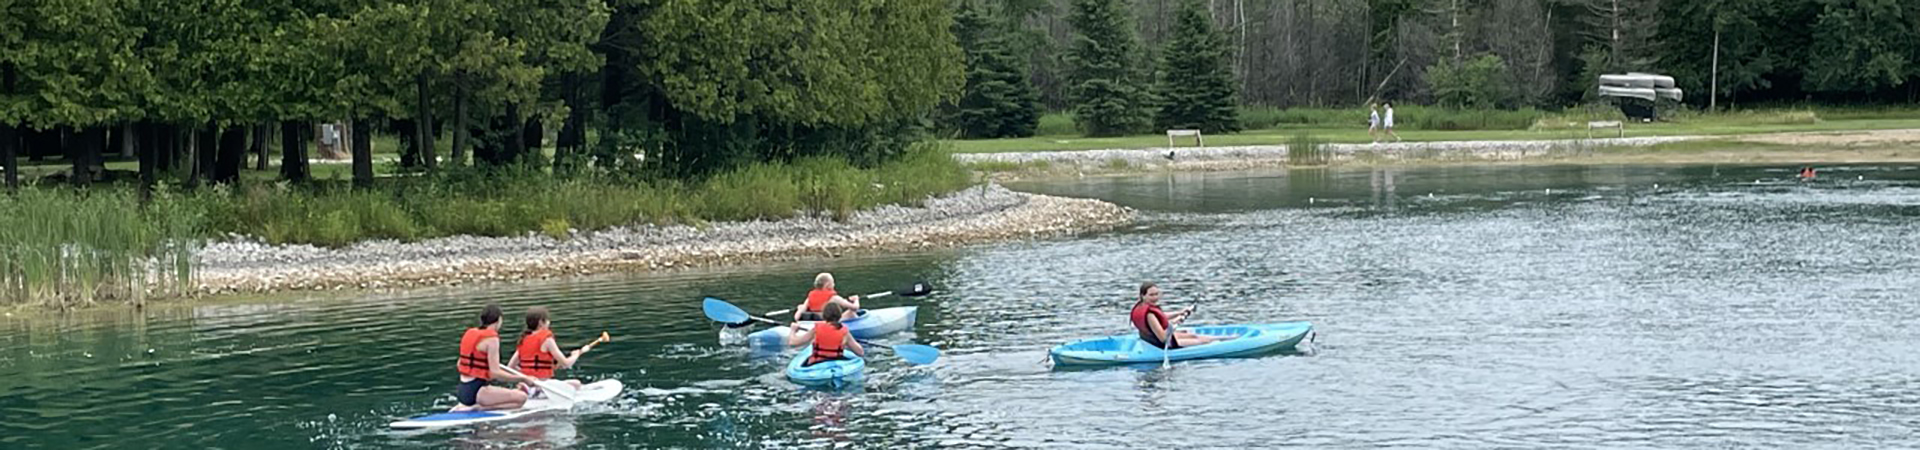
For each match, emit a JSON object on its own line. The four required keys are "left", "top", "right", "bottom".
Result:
{"left": 389, "top": 379, "right": 624, "bottom": 429}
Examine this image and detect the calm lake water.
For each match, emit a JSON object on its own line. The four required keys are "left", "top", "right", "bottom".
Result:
{"left": 5, "top": 163, "right": 1918, "bottom": 449}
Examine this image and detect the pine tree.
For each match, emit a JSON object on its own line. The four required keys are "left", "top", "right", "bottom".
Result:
{"left": 950, "top": 2, "right": 1042, "bottom": 139}
{"left": 1153, "top": 0, "right": 1241, "bottom": 133}
{"left": 1066, "top": 0, "right": 1152, "bottom": 137}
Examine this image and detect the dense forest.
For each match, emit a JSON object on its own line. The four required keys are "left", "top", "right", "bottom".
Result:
{"left": 0, "top": 0, "right": 962, "bottom": 191}
{"left": 3, "top": 0, "right": 1919, "bottom": 189}
{"left": 988, "top": 0, "right": 1920, "bottom": 110}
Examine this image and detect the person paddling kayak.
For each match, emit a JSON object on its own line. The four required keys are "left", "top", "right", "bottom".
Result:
{"left": 452, "top": 304, "right": 538, "bottom": 412}
{"left": 786, "top": 302, "right": 867, "bottom": 365}
{"left": 508, "top": 307, "right": 600, "bottom": 397}
{"left": 1130, "top": 282, "right": 1232, "bottom": 349}
{"left": 792, "top": 273, "right": 862, "bottom": 322}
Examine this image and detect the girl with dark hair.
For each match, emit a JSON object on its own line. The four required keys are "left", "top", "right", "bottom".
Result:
{"left": 509, "top": 307, "right": 601, "bottom": 397}
{"left": 785, "top": 302, "right": 867, "bottom": 366}
{"left": 452, "top": 304, "right": 536, "bottom": 411}
{"left": 1129, "top": 282, "right": 1231, "bottom": 349}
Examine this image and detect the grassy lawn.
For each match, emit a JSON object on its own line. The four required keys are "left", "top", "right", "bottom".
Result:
{"left": 947, "top": 111, "right": 1920, "bottom": 153}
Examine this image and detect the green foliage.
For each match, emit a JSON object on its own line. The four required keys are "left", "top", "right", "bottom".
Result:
{"left": 947, "top": 1, "right": 1042, "bottom": 139}
{"left": 1804, "top": 0, "right": 1917, "bottom": 93}
{"left": 1152, "top": 0, "right": 1240, "bottom": 134}
{"left": 1428, "top": 54, "right": 1516, "bottom": 109}
{"left": 1287, "top": 133, "right": 1326, "bottom": 166}
{"left": 1065, "top": 0, "right": 1152, "bottom": 137}
{"left": 0, "top": 184, "right": 203, "bottom": 306}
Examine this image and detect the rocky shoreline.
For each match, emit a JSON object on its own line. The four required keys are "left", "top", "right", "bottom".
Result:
{"left": 191, "top": 184, "right": 1132, "bottom": 296}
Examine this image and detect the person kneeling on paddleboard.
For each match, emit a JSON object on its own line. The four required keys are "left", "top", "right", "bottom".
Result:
{"left": 786, "top": 302, "right": 866, "bottom": 366}
{"left": 509, "top": 307, "right": 599, "bottom": 398}
{"left": 792, "top": 273, "right": 861, "bottom": 322}
{"left": 1130, "top": 282, "right": 1232, "bottom": 349}
{"left": 453, "top": 304, "right": 538, "bottom": 412}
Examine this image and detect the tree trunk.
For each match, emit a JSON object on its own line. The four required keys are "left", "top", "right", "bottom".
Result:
{"left": 189, "top": 124, "right": 216, "bottom": 186}
{"left": 417, "top": 74, "right": 436, "bottom": 172}
{"left": 557, "top": 72, "right": 585, "bottom": 173}
{"left": 252, "top": 124, "right": 270, "bottom": 170}
{"left": 72, "top": 127, "right": 102, "bottom": 187}
{"left": 137, "top": 122, "right": 155, "bottom": 200}
{"left": 506, "top": 103, "right": 525, "bottom": 164}
{"left": 213, "top": 124, "right": 247, "bottom": 184}
{"left": 351, "top": 118, "right": 374, "bottom": 188}
{"left": 280, "top": 120, "right": 309, "bottom": 182}
{"left": 0, "top": 64, "right": 13, "bottom": 191}
{"left": 452, "top": 82, "right": 468, "bottom": 166}
{"left": 113, "top": 123, "right": 132, "bottom": 160}
{"left": 1, "top": 122, "right": 15, "bottom": 191}
{"left": 523, "top": 114, "right": 543, "bottom": 163}
{"left": 155, "top": 124, "right": 175, "bottom": 174}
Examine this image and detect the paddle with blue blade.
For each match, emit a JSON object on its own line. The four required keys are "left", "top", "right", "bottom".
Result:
{"left": 703, "top": 297, "right": 940, "bottom": 365}
{"left": 860, "top": 341, "right": 941, "bottom": 365}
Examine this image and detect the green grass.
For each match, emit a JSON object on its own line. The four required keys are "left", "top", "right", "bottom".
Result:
{"left": 951, "top": 107, "right": 1920, "bottom": 153}
{"left": 0, "top": 185, "right": 201, "bottom": 307}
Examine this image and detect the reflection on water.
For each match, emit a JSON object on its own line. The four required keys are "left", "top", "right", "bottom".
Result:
{"left": 3, "top": 163, "right": 1919, "bottom": 448}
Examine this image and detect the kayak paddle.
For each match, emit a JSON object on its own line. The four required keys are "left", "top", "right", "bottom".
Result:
{"left": 765, "top": 280, "right": 936, "bottom": 317}
{"left": 703, "top": 297, "right": 785, "bottom": 327}
{"left": 706, "top": 297, "right": 941, "bottom": 365}
{"left": 498, "top": 365, "right": 580, "bottom": 402}
{"left": 860, "top": 341, "right": 942, "bottom": 365}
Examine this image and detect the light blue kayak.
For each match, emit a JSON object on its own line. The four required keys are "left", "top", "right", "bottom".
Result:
{"left": 785, "top": 347, "right": 866, "bottom": 387}
{"left": 1048, "top": 322, "right": 1313, "bottom": 367}
{"left": 747, "top": 306, "right": 917, "bottom": 349}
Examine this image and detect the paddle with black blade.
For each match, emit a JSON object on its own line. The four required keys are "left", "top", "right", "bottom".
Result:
{"left": 764, "top": 280, "right": 936, "bottom": 318}
{"left": 701, "top": 297, "right": 941, "bottom": 365}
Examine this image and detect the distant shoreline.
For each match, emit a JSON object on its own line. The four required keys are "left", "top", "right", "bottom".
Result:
{"left": 961, "top": 129, "right": 1920, "bottom": 180}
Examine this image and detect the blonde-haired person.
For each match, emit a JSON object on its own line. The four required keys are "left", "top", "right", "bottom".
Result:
{"left": 1368, "top": 103, "right": 1382, "bottom": 144}
{"left": 792, "top": 272, "right": 861, "bottom": 322}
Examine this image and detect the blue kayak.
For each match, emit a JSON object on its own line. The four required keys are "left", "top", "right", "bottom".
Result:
{"left": 747, "top": 306, "right": 917, "bottom": 349}
{"left": 1048, "top": 322, "right": 1313, "bottom": 367}
{"left": 785, "top": 347, "right": 866, "bottom": 387}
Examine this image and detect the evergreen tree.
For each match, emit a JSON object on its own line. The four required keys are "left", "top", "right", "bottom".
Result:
{"left": 1153, "top": 0, "right": 1240, "bottom": 133}
{"left": 1065, "top": 0, "right": 1151, "bottom": 137}
{"left": 950, "top": 2, "right": 1041, "bottom": 139}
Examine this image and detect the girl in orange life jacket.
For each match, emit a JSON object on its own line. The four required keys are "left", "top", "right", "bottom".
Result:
{"left": 785, "top": 302, "right": 867, "bottom": 365}
{"left": 1129, "top": 282, "right": 1232, "bottom": 349}
{"left": 792, "top": 272, "right": 862, "bottom": 322}
{"left": 508, "top": 307, "right": 599, "bottom": 397}
{"left": 453, "top": 304, "right": 538, "bottom": 412}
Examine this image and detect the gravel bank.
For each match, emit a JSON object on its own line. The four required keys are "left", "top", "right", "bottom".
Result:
{"left": 956, "top": 136, "right": 1705, "bottom": 169}
{"left": 192, "top": 184, "right": 1132, "bottom": 295}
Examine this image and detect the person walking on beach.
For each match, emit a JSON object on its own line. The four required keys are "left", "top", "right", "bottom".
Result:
{"left": 1368, "top": 103, "right": 1382, "bottom": 144}
{"left": 1382, "top": 101, "right": 1403, "bottom": 142}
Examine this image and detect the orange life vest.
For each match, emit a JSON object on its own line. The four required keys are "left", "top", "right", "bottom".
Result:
{"left": 803, "top": 288, "right": 838, "bottom": 313}
{"left": 457, "top": 328, "right": 497, "bottom": 379}
{"left": 810, "top": 322, "right": 849, "bottom": 362}
{"left": 516, "top": 328, "right": 559, "bottom": 379}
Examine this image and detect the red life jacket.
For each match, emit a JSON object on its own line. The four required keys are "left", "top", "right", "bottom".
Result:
{"left": 804, "top": 288, "right": 838, "bottom": 314}
{"left": 457, "top": 328, "right": 497, "bottom": 379}
{"left": 810, "top": 322, "right": 850, "bottom": 363}
{"left": 516, "top": 328, "right": 559, "bottom": 379}
{"left": 1129, "top": 301, "right": 1172, "bottom": 345}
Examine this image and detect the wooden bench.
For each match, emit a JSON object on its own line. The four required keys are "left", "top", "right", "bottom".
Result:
{"left": 1166, "top": 129, "right": 1203, "bottom": 147}
{"left": 1587, "top": 120, "right": 1623, "bottom": 138}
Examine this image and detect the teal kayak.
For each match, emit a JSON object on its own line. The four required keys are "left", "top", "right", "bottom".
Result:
{"left": 785, "top": 346, "right": 866, "bottom": 386}
{"left": 747, "top": 306, "right": 918, "bottom": 349}
{"left": 1048, "top": 322, "right": 1313, "bottom": 367}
